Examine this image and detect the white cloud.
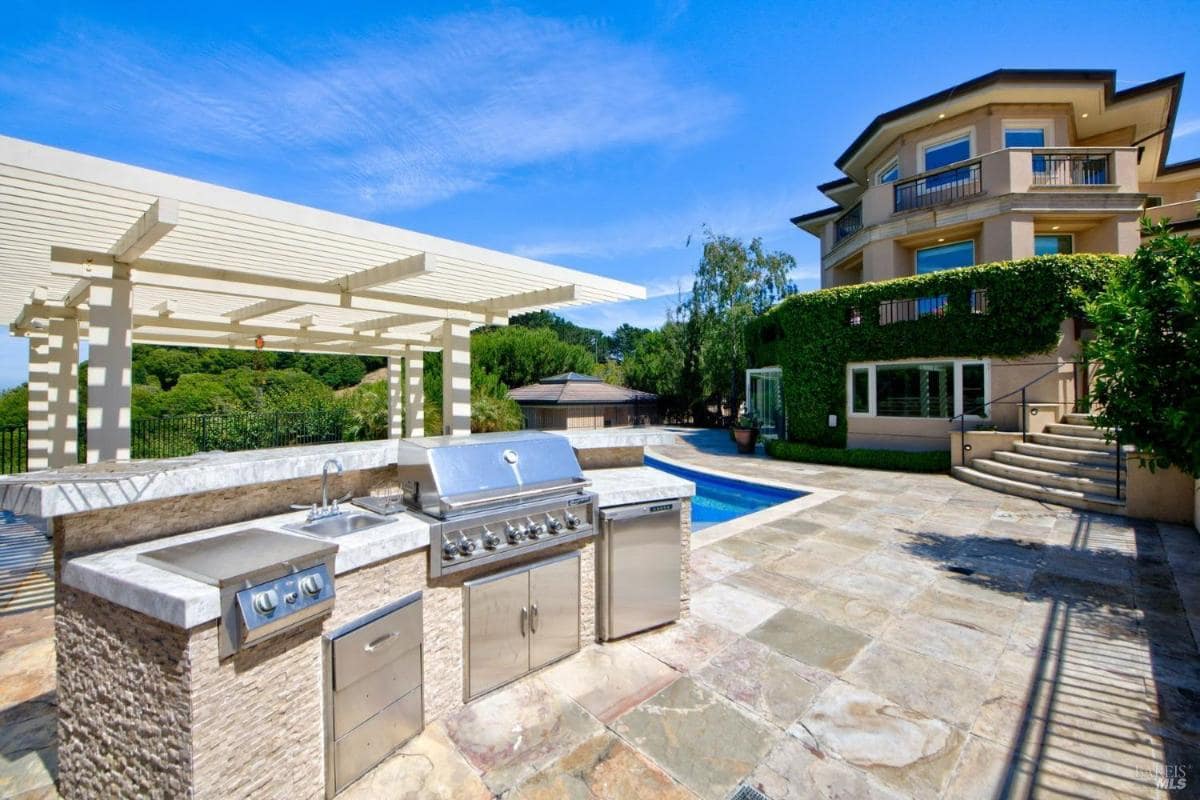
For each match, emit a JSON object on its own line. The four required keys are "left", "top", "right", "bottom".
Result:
{"left": 511, "top": 191, "right": 803, "bottom": 261}
{"left": 0, "top": 11, "right": 734, "bottom": 210}
{"left": 1175, "top": 118, "right": 1200, "bottom": 138}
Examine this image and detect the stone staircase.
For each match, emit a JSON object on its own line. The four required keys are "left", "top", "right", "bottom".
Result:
{"left": 952, "top": 412, "right": 1126, "bottom": 513}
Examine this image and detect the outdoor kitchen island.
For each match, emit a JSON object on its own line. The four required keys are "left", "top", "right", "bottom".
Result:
{"left": 0, "top": 429, "right": 694, "bottom": 800}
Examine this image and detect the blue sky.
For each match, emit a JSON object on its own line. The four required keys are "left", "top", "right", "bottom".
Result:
{"left": 2, "top": 0, "right": 1199, "bottom": 388}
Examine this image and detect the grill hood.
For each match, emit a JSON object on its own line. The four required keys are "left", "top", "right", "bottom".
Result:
{"left": 396, "top": 431, "right": 588, "bottom": 518}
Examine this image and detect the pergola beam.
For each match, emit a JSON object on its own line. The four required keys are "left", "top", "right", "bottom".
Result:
{"left": 50, "top": 247, "right": 487, "bottom": 323}
{"left": 110, "top": 198, "right": 179, "bottom": 262}
{"left": 224, "top": 251, "right": 437, "bottom": 323}
{"left": 482, "top": 284, "right": 579, "bottom": 312}
{"left": 131, "top": 330, "right": 429, "bottom": 358}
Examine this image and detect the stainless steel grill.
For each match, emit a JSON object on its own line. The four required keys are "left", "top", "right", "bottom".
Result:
{"left": 395, "top": 432, "right": 597, "bottom": 578}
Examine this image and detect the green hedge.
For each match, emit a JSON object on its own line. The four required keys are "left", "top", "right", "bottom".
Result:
{"left": 765, "top": 439, "right": 951, "bottom": 472}
{"left": 747, "top": 254, "right": 1120, "bottom": 448}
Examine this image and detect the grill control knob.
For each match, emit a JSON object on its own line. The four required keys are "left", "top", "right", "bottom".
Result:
{"left": 529, "top": 522, "right": 548, "bottom": 539}
{"left": 442, "top": 539, "right": 460, "bottom": 559}
{"left": 565, "top": 512, "right": 582, "bottom": 529}
{"left": 459, "top": 537, "right": 478, "bottom": 556}
{"left": 546, "top": 515, "right": 563, "bottom": 534}
{"left": 299, "top": 573, "right": 325, "bottom": 597}
{"left": 482, "top": 529, "right": 502, "bottom": 549}
{"left": 505, "top": 523, "right": 525, "bottom": 544}
{"left": 253, "top": 589, "right": 279, "bottom": 615}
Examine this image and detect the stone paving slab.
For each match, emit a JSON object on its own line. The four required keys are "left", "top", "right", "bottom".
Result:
{"left": 612, "top": 677, "right": 779, "bottom": 800}
{"left": 748, "top": 608, "right": 871, "bottom": 674}
{"left": 541, "top": 641, "right": 679, "bottom": 724}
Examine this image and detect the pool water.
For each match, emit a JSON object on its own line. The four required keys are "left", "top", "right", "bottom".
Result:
{"left": 645, "top": 456, "right": 805, "bottom": 530}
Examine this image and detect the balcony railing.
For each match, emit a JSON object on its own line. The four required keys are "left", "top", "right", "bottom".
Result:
{"left": 894, "top": 160, "right": 982, "bottom": 212}
{"left": 1031, "top": 152, "right": 1110, "bottom": 186}
{"left": 834, "top": 203, "right": 862, "bottom": 243}
{"left": 1, "top": 425, "right": 27, "bottom": 475}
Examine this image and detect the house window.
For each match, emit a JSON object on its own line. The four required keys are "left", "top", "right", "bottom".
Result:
{"left": 1004, "top": 128, "right": 1046, "bottom": 147}
{"left": 847, "top": 360, "right": 989, "bottom": 419}
{"left": 962, "top": 363, "right": 987, "bottom": 416}
{"left": 1035, "top": 234, "right": 1073, "bottom": 255}
{"left": 916, "top": 240, "right": 975, "bottom": 274}
{"left": 923, "top": 134, "right": 971, "bottom": 172}
{"left": 851, "top": 368, "right": 870, "bottom": 413}
{"left": 1145, "top": 196, "right": 1164, "bottom": 209}
{"left": 878, "top": 159, "right": 900, "bottom": 184}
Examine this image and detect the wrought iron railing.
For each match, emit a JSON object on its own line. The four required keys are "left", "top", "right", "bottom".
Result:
{"left": 1, "top": 425, "right": 27, "bottom": 475}
{"left": 894, "top": 160, "right": 983, "bottom": 212}
{"left": 0, "top": 409, "right": 372, "bottom": 474}
{"left": 1031, "top": 152, "right": 1110, "bottom": 186}
{"left": 130, "top": 410, "right": 352, "bottom": 459}
{"left": 834, "top": 203, "right": 862, "bottom": 243}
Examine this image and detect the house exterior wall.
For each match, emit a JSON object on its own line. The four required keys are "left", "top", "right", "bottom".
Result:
{"left": 522, "top": 404, "right": 655, "bottom": 431}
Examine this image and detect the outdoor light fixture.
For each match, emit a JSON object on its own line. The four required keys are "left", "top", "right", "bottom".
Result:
{"left": 1052, "top": 225, "right": 1061, "bottom": 231}
{"left": 1081, "top": 112, "right": 1089, "bottom": 118}
{"left": 938, "top": 113, "right": 946, "bottom": 119}
{"left": 255, "top": 335, "right": 265, "bottom": 350}
{"left": 937, "top": 238, "right": 945, "bottom": 242}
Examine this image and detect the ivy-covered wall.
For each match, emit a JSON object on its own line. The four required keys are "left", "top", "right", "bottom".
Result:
{"left": 746, "top": 254, "right": 1121, "bottom": 447}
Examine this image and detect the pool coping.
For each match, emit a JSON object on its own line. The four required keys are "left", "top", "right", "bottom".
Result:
{"left": 644, "top": 451, "right": 843, "bottom": 550}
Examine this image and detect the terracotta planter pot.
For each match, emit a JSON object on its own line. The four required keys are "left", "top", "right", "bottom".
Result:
{"left": 732, "top": 427, "right": 759, "bottom": 454}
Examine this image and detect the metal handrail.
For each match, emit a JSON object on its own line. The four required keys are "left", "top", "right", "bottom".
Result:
{"left": 948, "top": 360, "right": 1121, "bottom": 498}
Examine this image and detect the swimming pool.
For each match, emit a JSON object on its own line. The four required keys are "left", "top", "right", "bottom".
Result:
{"left": 644, "top": 456, "right": 806, "bottom": 530}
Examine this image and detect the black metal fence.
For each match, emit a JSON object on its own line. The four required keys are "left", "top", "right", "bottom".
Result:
{"left": 130, "top": 410, "right": 351, "bottom": 459}
{"left": 834, "top": 203, "right": 862, "bottom": 242}
{"left": 1032, "top": 153, "right": 1110, "bottom": 186}
{"left": 894, "top": 160, "right": 983, "bottom": 212}
{"left": 0, "top": 409, "right": 364, "bottom": 474}
{"left": 1, "top": 425, "right": 27, "bottom": 474}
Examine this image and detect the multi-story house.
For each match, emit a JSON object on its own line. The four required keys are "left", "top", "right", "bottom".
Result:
{"left": 794, "top": 69, "right": 1199, "bottom": 289}
{"left": 760, "top": 69, "right": 1200, "bottom": 511}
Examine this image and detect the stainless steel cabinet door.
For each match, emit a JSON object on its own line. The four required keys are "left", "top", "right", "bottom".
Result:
{"left": 604, "top": 504, "right": 681, "bottom": 639}
{"left": 465, "top": 570, "right": 530, "bottom": 699}
{"left": 529, "top": 555, "right": 580, "bottom": 670}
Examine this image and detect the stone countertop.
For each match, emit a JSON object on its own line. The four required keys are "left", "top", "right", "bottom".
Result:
{"left": 0, "top": 429, "right": 680, "bottom": 519}
{"left": 60, "top": 464, "right": 694, "bottom": 629}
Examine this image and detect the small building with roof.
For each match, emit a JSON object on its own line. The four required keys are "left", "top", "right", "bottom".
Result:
{"left": 507, "top": 372, "right": 658, "bottom": 430}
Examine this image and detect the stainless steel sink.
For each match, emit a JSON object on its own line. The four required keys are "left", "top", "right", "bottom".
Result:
{"left": 285, "top": 511, "right": 390, "bottom": 538}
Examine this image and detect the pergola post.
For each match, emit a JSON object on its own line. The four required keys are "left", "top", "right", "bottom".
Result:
{"left": 386, "top": 357, "right": 404, "bottom": 439}
{"left": 403, "top": 349, "right": 425, "bottom": 438}
{"left": 441, "top": 320, "right": 471, "bottom": 436}
{"left": 27, "top": 318, "right": 80, "bottom": 469}
{"left": 86, "top": 275, "right": 134, "bottom": 462}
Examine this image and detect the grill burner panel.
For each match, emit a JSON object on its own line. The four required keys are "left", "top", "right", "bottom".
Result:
{"left": 395, "top": 432, "right": 597, "bottom": 577}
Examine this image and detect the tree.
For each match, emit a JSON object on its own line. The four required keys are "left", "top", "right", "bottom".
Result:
{"left": 1086, "top": 224, "right": 1200, "bottom": 476}
{"left": 608, "top": 324, "right": 650, "bottom": 362}
{"left": 623, "top": 320, "right": 696, "bottom": 422}
{"left": 0, "top": 384, "right": 28, "bottom": 427}
{"left": 686, "top": 228, "right": 796, "bottom": 419}
{"left": 135, "top": 346, "right": 202, "bottom": 390}
{"left": 471, "top": 326, "right": 596, "bottom": 388}
{"left": 510, "top": 310, "right": 610, "bottom": 361}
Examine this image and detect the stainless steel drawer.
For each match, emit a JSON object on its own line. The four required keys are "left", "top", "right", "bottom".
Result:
{"left": 332, "top": 645, "right": 422, "bottom": 739}
{"left": 332, "top": 597, "right": 422, "bottom": 690}
{"left": 333, "top": 686, "right": 422, "bottom": 794}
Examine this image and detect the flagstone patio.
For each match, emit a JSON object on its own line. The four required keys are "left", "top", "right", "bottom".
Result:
{"left": 2, "top": 430, "right": 1199, "bottom": 799}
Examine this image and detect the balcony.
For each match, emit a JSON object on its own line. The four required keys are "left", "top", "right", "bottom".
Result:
{"left": 1143, "top": 198, "right": 1200, "bottom": 230}
{"left": 893, "top": 160, "right": 983, "bottom": 213}
{"left": 1030, "top": 152, "right": 1111, "bottom": 187}
{"left": 834, "top": 203, "right": 862, "bottom": 243}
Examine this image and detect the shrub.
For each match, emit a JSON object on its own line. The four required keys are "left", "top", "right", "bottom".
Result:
{"left": 747, "top": 254, "right": 1121, "bottom": 446}
{"left": 765, "top": 439, "right": 951, "bottom": 473}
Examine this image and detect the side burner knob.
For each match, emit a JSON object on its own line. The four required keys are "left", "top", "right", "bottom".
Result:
{"left": 253, "top": 589, "right": 279, "bottom": 615}
{"left": 299, "top": 573, "right": 325, "bottom": 597}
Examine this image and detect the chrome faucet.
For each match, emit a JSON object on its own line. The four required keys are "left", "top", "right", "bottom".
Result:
{"left": 321, "top": 458, "right": 343, "bottom": 510}
{"left": 292, "top": 458, "right": 348, "bottom": 521}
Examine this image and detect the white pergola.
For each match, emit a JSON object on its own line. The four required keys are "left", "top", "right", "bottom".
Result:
{"left": 0, "top": 136, "right": 645, "bottom": 467}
